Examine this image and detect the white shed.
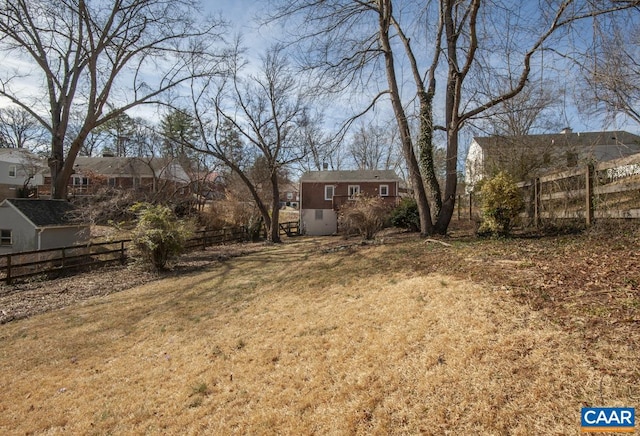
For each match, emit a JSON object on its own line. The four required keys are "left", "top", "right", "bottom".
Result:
{"left": 0, "top": 199, "right": 89, "bottom": 254}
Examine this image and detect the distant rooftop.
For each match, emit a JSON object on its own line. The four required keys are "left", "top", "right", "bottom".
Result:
{"left": 474, "top": 130, "right": 640, "bottom": 159}
{"left": 300, "top": 170, "right": 400, "bottom": 183}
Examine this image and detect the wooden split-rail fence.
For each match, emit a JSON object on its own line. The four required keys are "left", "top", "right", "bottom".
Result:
{"left": 0, "top": 221, "right": 300, "bottom": 284}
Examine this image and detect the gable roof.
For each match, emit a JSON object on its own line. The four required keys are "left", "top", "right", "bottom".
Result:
{"left": 0, "top": 148, "right": 45, "bottom": 165}
{"left": 474, "top": 130, "right": 640, "bottom": 161}
{"left": 300, "top": 170, "right": 400, "bottom": 183}
{"left": 71, "top": 156, "right": 190, "bottom": 182}
{"left": 3, "top": 198, "right": 83, "bottom": 227}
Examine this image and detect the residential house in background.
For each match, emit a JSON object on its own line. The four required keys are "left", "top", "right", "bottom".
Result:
{"left": 465, "top": 129, "right": 640, "bottom": 191}
{"left": 279, "top": 183, "right": 300, "bottom": 209}
{"left": 0, "top": 198, "right": 89, "bottom": 254}
{"left": 0, "top": 148, "right": 45, "bottom": 201}
{"left": 189, "top": 170, "right": 226, "bottom": 201}
{"left": 300, "top": 170, "right": 400, "bottom": 236}
{"left": 40, "top": 155, "right": 191, "bottom": 197}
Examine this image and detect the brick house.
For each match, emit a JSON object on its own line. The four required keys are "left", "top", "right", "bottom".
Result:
{"left": 41, "top": 156, "right": 191, "bottom": 197}
{"left": 299, "top": 170, "right": 401, "bottom": 236}
{"left": 279, "top": 182, "right": 300, "bottom": 208}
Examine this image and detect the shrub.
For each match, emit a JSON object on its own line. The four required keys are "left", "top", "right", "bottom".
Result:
{"left": 477, "top": 171, "right": 524, "bottom": 237}
{"left": 338, "top": 195, "right": 391, "bottom": 240}
{"left": 390, "top": 197, "right": 420, "bottom": 232}
{"left": 130, "top": 203, "right": 194, "bottom": 270}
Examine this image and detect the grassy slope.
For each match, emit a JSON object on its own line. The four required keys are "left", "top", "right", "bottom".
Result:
{"left": 0, "top": 234, "right": 637, "bottom": 434}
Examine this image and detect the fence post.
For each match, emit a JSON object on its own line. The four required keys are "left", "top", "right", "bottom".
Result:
{"left": 457, "top": 194, "right": 461, "bottom": 220}
{"left": 120, "top": 241, "right": 126, "bottom": 264}
{"left": 6, "top": 254, "right": 11, "bottom": 285}
{"left": 534, "top": 178, "right": 540, "bottom": 228}
{"left": 585, "top": 163, "right": 594, "bottom": 226}
{"left": 468, "top": 193, "right": 473, "bottom": 221}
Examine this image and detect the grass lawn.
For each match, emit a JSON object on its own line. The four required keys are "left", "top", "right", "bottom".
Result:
{"left": 0, "top": 230, "right": 638, "bottom": 434}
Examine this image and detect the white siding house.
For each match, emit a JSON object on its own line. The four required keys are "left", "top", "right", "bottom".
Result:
{"left": 0, "top": 148, "right": 45, "bottom": 200}
{"left": 464, "top": 129, "right": 640, "bottom": 192}
{"left": 0, "top": 199, "right": 89, "bottom": 254}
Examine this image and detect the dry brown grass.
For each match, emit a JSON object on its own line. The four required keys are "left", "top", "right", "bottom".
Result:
{"left": 0, "top": 231, "right": 638, "bottom": 434}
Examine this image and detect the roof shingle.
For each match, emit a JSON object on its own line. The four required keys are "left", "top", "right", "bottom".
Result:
{"left": 6, "top": 199, "right": 82, "bottom": 227}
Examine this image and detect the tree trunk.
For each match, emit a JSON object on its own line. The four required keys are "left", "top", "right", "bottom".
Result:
{"left": 378, "top": 0, "right": 433, "bottom": 236}
{"left": 417, "top": 91, "right": 442, "bottom": 217}
{"left": 435, "top": 127, "right": 458, "bottom": 234}
{"left": 269, "top": 170, "right": 282, "bottom": 243}
{"left": 435, "top": 0, "right": 461, "bottom": 235}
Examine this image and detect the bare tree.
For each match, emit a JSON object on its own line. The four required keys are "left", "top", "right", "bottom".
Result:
{"left": 189, "top": 44, "right": 311, "bottom": 242}
{"left": 476, "top": 80, "right": 564, "bottom": 137}
{"left": 0, "top": 107, "right": 47, "bottom": 150}
{"left": 269, "top": 0, "right": 638, "bottom": 235}
{"left": 0, "top": 0, "right": 226, "bottom": 198}
{"left": 297, "top": 109, "right": 344, "bottom": 172}
{"left": 582, "top": 24, "right": 640, "bottom": 125}
{"left": 348, "top": 121, "right": 401, "bottom": 171}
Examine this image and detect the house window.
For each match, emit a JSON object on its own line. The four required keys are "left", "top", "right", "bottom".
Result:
{"left": 315, "top": 209, "right": 323, "bottom": 220}
{"left": 8, "top": 165, "right": 16, "bottom": 178}
{"left": 287, "top": 192, "right": 293, "bottom": 200}
{"left": 379, "top": 185, "right": 389, "bottom": 197}
{"left": 348, "top": 185, "right": 360, "bottom": 199}
{"left": 72, "top": 176, "right": 88, "bottom": 186}
{"left": 0, "top": 229, "right": 11, "bottom": 246}
{"left": 324, "top": 185, "right": 334, "bottom": 201}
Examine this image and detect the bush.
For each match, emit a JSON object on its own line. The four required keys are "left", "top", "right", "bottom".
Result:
{"left": 130, "top": 203, "right": 194, "bottom": 270}
{"left": 477, "top": 172, "right": 524, "bottom": 237}
{"left": 338, "top": 195, "right": 391, "bottom": 240}
{"left": 390, "top": 197, "right": 420, "bottom": 232}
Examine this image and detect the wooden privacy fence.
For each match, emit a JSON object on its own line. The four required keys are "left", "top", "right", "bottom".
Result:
{"left": 516, "top": 153, "right": 640, "bottom": 226}
{"left": 0, "top": 221, "right": 295, "bottom": 284}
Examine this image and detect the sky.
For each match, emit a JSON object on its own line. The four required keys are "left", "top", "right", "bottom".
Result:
{"left": 210, "top": 0, "right": 639, "bottom": 136}
{"left": 0, "top": 0, "right": 638, "bottom": 166}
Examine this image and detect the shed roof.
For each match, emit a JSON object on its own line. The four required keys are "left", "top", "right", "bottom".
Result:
{"left": 4, "top": 198, "right": 84, "bottom": 227}
{"left": 300, "top": 170, "right": 400, "bottom": 183}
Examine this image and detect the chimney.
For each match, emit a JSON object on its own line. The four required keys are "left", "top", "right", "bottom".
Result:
{"left": 560, "top": 127, "right": 573, "bottom": 134}
{"left": 322, "top": 162, "right": 329, "bottom": 171}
